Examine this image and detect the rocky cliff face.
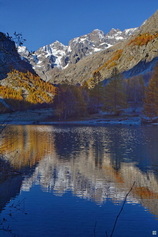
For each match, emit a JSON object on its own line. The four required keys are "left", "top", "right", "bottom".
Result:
{"left": 0, "top": 33, "right": 35, "bottom": 80}
{"left": 18, "top": 27, "right": 137, "bottom": 81}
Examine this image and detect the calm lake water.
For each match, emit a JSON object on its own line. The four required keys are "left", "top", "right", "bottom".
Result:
{"left": 0, "top": 124, "right": 158, "bottom": 237}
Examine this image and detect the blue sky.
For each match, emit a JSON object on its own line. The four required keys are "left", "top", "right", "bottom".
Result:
{"left": 0, "top": 0, "right": 157, "bottom": 51}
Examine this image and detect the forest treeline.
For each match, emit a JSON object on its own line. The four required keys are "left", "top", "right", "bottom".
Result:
{"left": 53, "top": 68, "right": 145, "bottom": 120}
{"left": 0, "top": 65, "right": 158, "bottom": 119}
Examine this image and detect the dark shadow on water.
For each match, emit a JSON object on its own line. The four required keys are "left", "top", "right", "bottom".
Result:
{"left": 0, "top": 158, "right": 37, "bottom": 212}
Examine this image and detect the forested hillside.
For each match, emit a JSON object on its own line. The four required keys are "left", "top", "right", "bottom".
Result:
{"left": 0, "top": 70, "right": 57, "bottom": 112}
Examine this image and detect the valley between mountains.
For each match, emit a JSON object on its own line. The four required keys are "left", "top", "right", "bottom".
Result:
{"left": 0, "top": 10, "right": 158, "bottom": 124}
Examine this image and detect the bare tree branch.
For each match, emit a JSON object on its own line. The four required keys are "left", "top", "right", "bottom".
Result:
{"left": 109, "top": 182, "right": 136, "bottom": 237}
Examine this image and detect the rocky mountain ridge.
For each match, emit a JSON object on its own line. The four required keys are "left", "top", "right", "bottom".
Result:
{"left": 18, "top": 27, "right": 138, "bottom": 81}
{"left": 18, "top": 11, "right": 158, "bottom": 85}
{"left": 47, "top": 10, "right": 158, "bottom": 86}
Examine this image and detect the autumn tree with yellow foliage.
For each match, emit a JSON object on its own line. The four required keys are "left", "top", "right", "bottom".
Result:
{"left": 0, "top": 70, "right": 57, "bottom": 111}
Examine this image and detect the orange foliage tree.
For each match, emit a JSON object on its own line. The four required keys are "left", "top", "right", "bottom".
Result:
{"left": 128, "top": 33, "right": 158, "bottom": 46}
{"left": 0, "top": 70, "right": 57, "bottom": 110}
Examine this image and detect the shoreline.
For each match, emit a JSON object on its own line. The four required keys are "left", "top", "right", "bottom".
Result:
{"left": 0, "top": 109, "right": 157, "bottom": 126}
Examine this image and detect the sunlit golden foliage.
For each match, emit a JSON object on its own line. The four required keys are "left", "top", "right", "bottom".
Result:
{"left": 107, "top": 61, "right": 117, "bottom": 69}
{"left": 0, "top": 85, "right": 23, "bottom": 100}
{"left": 85, "top": 77, "right": 95, "bottom": 89}
{"left": 0, "top": 70, "right": 57, "bottom": 107}
{"left": 128, "top": 33, "right": 158, "bottom": 46}
{"left": 94, "top": 49, "right": 123, "bottom": 73}
{"left": 85, "top": 50, "right": 123, "bottom": 88}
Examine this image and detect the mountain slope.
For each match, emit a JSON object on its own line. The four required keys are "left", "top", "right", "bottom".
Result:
{"left": 18, "top": 27, "right": 137, "bottom": 81}
{"left": 46, "top": 10, "right": 158, "bottom": 86}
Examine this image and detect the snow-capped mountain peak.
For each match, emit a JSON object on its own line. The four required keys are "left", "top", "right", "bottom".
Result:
{"left": 18, "top": 26, "right": 138, "bottom": 80}
{"left": 17, "top": 45, "right": 30, "bottom": 59}
{"left": 105, "top": 27, "right": 138, "bottom": 44}
{"left": 124, "top": 27, "right": 138, "bottom": 34}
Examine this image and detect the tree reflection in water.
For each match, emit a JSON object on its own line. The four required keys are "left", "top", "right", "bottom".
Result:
{"left": 0, "top": 125, "right": 158, "bottom": 236}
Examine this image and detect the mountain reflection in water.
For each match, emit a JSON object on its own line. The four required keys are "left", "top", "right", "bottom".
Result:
{"left": 1, "top": 124, "right": 158, "bottom": 220}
